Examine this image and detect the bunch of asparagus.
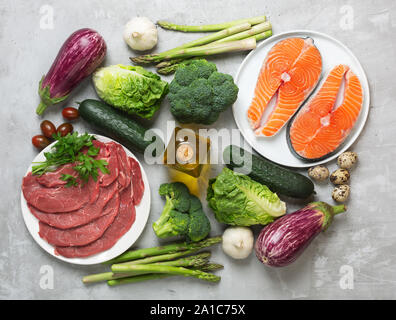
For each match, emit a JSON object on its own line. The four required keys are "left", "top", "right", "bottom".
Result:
{"left": 130, "top": 15, "right": 273, "bottom": 75}
{"left": 83, "top": 236, "right": 223, "bottom": 286}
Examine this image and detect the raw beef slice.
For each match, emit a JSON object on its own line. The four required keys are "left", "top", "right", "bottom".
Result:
{"left": 22, "top": 172, "right": 95, "bottom": 213}
{"left": 39, "top": 193, "right": 120, "bottom": 247}
{"left": 55, "top": 182, "right": 136, "bottom": 258}
{"left": 28, "top": 181, "right": 118, "bottom": 229}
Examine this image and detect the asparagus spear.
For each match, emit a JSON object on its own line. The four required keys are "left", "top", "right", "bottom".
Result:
{"left": 107, "top": 263, "right": 224, "bottom": 286}
{"left": 214, "top": 21, "right": 271, "bottom": 43}
{"left": 112, "top": 249, "right": 203, "bottom": 267}
{"left": 157, "top": 15, "right": 266, "bottom": 32}
{"left": 109, "top": 264, "right": 221, "bottom": 282}
{"left": 156, "top": 30, "right": 273, "bottom": 75}
{"left": 249, "top": 29, "right": 273, "bottom": 42}
{"left": 132, "top": 38, "right": 256, "bottom": 64}
{"left": 131, "top": 23, "right": 252, "bottom": 64}
{"left": 155, "top": 58, "right": 186, "bottom": 69}
{"left": 196, "top": 263, "right": 224, "bottom": 272}
{"left": 83, "top": 252, "right": 211, "bottom": 284}
{"left": 104, "top": 236, "right": 222, "bottom": 265}
{"left": 107, "top": 273, "right": 172, "bottom": 286}
{"left": 157, "top": 63, "right": 183, "bottom": 75}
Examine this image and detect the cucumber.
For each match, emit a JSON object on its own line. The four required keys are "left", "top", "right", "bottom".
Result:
{"left": 79, "top": 99, "right": 163, "bottom": 154}
{"left": 223, "top": 145, "right": 314, "bottom": 199}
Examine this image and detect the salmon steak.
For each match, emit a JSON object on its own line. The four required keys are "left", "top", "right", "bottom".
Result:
{"left": 247, "top": 37, "right": 322, "bottom": 137}
{"left": 287, "top": 64, "right": 363, "bottom": 161}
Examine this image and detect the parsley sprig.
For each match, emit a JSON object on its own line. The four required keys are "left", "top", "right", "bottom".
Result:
{"left": 31, "top": 132, "right": 109, "bottom": 186}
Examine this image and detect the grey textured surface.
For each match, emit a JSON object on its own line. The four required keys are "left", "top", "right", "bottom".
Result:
{"left": 1, "top": 0, "right": 396, "bottom": 300}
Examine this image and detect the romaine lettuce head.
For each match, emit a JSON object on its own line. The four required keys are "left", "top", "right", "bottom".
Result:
{"left": 92, "top": 64, "right": 169, "bottom": 119}
{"left": 207, "top": 167, "right": 286, "bottom": 226}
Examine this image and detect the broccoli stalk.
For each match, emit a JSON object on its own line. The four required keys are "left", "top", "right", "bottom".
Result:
{"left": 152, "top": 182, "right": 211, "bottom": 242}
{"left": 156, "top": 15, "right": 267, "bottom": 32}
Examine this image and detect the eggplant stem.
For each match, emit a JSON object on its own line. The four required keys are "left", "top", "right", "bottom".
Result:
{"left": 36, "top": 101, "right": 48, "bottom": 115}
{"left": 332, "top": 204, "right": 346, "bottom": 215}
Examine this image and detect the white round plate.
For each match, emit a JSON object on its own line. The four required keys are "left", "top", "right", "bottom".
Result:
{"left": 232, "top": 30, "right": 370, "bottom": 168}
{"left": 20, "top": 135, "right": 151, "bottom": 265}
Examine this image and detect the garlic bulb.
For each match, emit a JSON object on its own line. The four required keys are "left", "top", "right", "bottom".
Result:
{"left": 222, "top": 227, "right": 254, "bottom": 259}
{"left": 123, "top": 17, "right": 158, "bottom": 51}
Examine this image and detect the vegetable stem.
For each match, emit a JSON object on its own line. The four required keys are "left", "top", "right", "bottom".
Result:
{"left": 83, "top": 252, "right": 211, "bottom": 284}
{"left": 107, "top": 273, "right": 171, "bottom": 286}
{"left": 131, "top": 23, "right": 252, "bottom": 64}
{"left": 332, "top": 204, "right": 347, "bottom": 215}
{"left": 36, "top": 101, "right": 48, "bottom": 115}
{"left": 107, "top": 263, "right": 224, "bottom": 286}
{"left": 214, "top": 21, "right": 271, "bottom": 43}
{"left": 112, "top": 249, "right": 207, "bottom": 268}
{"left": 103, "top": 236, "right": 222, "bottom": 264}
{"left": 157, "top": 15, "right": 266, "bottom": 32}
{"left": 196, "top": 263, "right": 224, "bottom": 272}
{"left": 158, "top": 38, "right": 257, "bottom": 61}
{"left": 108, "top": 264, "right": 221, "bottom": 282}
{"left": 156, "top": 29, "right": 272, "bottom": 75}
{"left": 250, "top": 29, "right": 273, "bottom": 42}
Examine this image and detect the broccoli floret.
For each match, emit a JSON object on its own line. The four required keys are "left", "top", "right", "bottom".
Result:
{"left": 188, "top": 208, "right": 211, "bottom": 242}
{"left": 168, "top": 59, "right": 239, "bottom": 125}
{"left": 153, "top": 209, "right": 190, "bottom": 238}
{"left": 153, "top": 182, "right": 211, "bottom": 242}
{"left": 158, "top": 182, "right": 190, "bottom": 212}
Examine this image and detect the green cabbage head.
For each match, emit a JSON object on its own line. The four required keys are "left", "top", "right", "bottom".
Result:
{"left": 92, "top": 64, "right": 169, "bottom": 119}
{"left": 207, "top": 167, "right": 286, "bottom": 226}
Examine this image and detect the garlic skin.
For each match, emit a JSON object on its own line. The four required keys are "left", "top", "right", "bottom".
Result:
{"left": 123, "top": 17, "right": 158, "bottom": 51}
{"left": 222, "top": 227, "right": 254, "bottom": 259}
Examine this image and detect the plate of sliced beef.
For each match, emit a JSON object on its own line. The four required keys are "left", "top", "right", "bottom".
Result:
{"left": 20, "top": 135, "right": 150, "bottom": 265}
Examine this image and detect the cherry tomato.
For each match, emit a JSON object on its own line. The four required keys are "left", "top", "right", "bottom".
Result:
{"left": 32, "top": 135, "right": 50, "bottom": 150}
{"left": 62, "top": 107, "right": 79, "bottom": 120}
{"left": 57, "top": 123, "right": 73, "bottom": 137}
{"left": 40, "top": 120, "right": 57, "bottom": 138}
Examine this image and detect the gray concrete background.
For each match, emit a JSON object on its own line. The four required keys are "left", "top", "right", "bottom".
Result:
{"left": 1, "top": 0, "right": 395, "bottom": 299}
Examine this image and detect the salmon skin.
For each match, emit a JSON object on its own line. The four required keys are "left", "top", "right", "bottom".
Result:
{"left": 287, "top": 64, "right": 363, "bottom": 161}
{"left": 247, "top": 37, "right": 322, "bottom": 137}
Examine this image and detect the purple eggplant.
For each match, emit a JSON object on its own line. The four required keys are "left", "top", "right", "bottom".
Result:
{"left": 36, "top": 28, "right": 106, "bottom": 115}
{"left": 255, "top": 202, "right": 346, "bottom": 267}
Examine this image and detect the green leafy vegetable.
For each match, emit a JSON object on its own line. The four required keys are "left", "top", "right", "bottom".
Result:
{"left": 207, "top": 167, "right": 286, "bottom": 226}
{"left": 31, "top": 132, "right": 109, "bottom": 186}
{"left": 168, "top": 59, "right": 238, "bottom": 124}
{"left": 92, "top": 64, "right": 169, "bottom": 120}
{"left": 152, "top": 182, "right": 211, "bottom": 242}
